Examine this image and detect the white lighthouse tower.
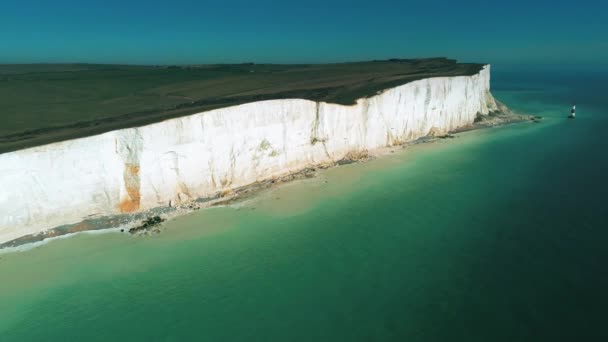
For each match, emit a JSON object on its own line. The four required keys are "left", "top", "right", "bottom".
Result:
{"left": 568, "top": 105, "right": 576, "bottom": 119}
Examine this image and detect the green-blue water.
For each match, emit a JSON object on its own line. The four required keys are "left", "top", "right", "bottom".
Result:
{"left": 1, "top": 67, "right": 607, "bottom": 341}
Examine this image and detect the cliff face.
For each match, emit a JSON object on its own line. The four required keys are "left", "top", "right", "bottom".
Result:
{"left": 0, "top": 65, "right": 498, "bottom": 244}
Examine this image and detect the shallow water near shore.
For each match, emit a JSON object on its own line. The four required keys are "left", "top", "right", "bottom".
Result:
{"left": 1, "top": 68, "right": 608, "bottom": 341}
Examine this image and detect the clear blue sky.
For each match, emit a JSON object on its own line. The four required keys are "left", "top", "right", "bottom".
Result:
{"left": 1, "top": 0, "right": 606, "bottom": 65}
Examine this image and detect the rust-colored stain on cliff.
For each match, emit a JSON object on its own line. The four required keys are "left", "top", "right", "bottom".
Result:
{"left": 118, "top": 163, "right": 141, "bottom": 213}
{"left": 126, "top": 164, "right": 140, "bottom": 175}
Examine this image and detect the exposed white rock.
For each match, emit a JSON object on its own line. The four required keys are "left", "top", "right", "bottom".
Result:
{"left": 0, "top": 66, "right": 498, "bottom": 244}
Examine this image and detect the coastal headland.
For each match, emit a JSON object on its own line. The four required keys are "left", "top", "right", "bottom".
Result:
{"left": 0, "top": 58, "right": 531, "bottom": 247}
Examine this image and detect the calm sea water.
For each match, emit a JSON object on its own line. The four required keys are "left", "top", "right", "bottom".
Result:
{"left": 1, "top": 67, "right": 607, "bottom": 341}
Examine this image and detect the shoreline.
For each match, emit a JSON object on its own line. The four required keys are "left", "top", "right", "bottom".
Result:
{"left": 0, "top": 111, "right": 535, "bottom": 250}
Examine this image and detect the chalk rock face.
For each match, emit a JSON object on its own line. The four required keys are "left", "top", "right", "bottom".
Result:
{"left": 0, "top": 65, "right": 498, "bottom": 244}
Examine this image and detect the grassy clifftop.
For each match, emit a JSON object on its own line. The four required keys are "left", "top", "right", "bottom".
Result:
{"left": 0, "top": 58, "right": 484, "bottom": 153}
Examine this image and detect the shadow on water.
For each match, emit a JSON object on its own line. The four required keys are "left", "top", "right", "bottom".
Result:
{"left": 404, "top": 116, "right": 608, "bottom": 341}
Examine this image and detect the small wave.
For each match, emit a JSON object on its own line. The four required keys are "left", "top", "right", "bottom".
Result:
{"left": 0, "top": 225, "right": 131, "bottom": 255}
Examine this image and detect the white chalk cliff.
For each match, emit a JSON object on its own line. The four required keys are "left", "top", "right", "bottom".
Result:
{"left": 0, "top": 65, "right": 498, "bottom": 244}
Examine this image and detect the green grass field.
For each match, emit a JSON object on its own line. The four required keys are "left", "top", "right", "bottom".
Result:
{"left": 0, "top": 58, "right": 483, "bottom": 153}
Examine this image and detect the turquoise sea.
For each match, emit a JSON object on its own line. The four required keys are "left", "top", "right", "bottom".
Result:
{"left": 1, "top": 66, "right": 607, "bottom": 341}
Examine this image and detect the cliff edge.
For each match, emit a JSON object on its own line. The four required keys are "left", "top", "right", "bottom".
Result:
{"left": 0, "top": 64, "right": 502, "bottom": 246}
{"left": 0, "top": 58, "right": 482, "bottom": 153}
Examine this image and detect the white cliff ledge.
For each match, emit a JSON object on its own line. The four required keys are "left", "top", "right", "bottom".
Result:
{"left": 0, "top": 65, "right": 498, "bottom": 245}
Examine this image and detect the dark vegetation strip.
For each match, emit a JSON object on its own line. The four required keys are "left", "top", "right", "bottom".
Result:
{"left": 0, "top": 58, "right": 483, "bottom": 153}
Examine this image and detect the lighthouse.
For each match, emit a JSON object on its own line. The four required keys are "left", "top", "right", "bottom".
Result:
{"left": 568, "top": 105, "right": 576, "bottom": 119}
